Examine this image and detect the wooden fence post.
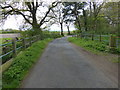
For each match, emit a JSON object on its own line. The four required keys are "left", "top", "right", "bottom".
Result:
{"left": 80, "top": 33, "right": 82, "bottom": 38}
{"left": 35, "top": 36, "right": 37, "bottom": 41}
{"left": 99, "top": 34, "right": 102, "bottom": 42}
{"left": 22, "top": 38, "right": 26, "bottom": 49}
{"left": 38, "top": 35, "right": 40, "bottom": 40}
{"left": 39, "top": 35, "right": 41, "bottom": 40}
{"left": 37, "top": 35, "right": 39, "bottom": 41}
{"left": 109, "top": 35, "right": 116, "bottom": 47}
{"left": 108, "top": 35, "right": 116, "bottom": 53}
{"left": 12, "top": 38, "right": 17, "bottom": 57}
{"left": 29, "top": 37, "right": 32, "bottom": 46}
{"left": 91, "top": 34, "right": 94, "bottom": 41}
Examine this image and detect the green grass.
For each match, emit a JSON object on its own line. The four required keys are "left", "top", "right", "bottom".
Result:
{"left": 2, "top": 38, "right": 53, "bottom": 88}
{"left": 1, "top": 38, "right": 22, "bottom": 44}
{"left": 111, "top": 57, "right": 120, "bottom": 63}
{"left": 83, "top": 34, "right": 120, "bottom": 50}
{"left": 0, "top": 38, "right": 12, "bottom": 44}
{"left": 83, "top": 35, "right": 109, "bottom": 45}
{"left": 1, "top": 35, "right": 61, "bottom": 64}
{"left": 68, "top": 37, "right": 119, "bottom": 63}
{"left": 68, "top": 37, "right": 120, "bottom": 55}
{"left": 1, "top": 38, "right": 23, "bottom": 64}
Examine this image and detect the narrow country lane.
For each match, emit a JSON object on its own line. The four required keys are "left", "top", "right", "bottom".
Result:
{"left": 21, "top": 37, "right": 118, "bottom": 88}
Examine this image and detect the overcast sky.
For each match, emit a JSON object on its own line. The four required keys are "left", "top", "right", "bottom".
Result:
{"left": 1, "top": 15, "right": 75, "bottom": 31}
{"left": 0, "top": 0, "right": 101, "bottom": 31}
{"left": 0, "top": 0, "right": 76, "bottom": 31}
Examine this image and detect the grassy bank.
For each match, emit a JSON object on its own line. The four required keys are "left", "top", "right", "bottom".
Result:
{"left": 2, "top": 38, "right": 53, "bottom": 88}
{"left": 68, "top": 37, "right": 119, "bottom": 62}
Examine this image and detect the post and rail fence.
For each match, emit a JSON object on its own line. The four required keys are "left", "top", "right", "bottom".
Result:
{"left": 74, "top": 33, "right": 120, "bottom": 51}
{"left": 0, "top": 34, "right": 44, "bottom": 64}
{"left": 1, "top": 33, "right": 119, "bottom": 65}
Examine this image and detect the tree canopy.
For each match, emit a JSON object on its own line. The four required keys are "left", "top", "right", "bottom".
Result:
{"left": 0, "top": 1, "right": 59, "bottom": 36}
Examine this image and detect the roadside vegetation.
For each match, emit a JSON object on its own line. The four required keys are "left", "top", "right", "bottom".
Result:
{"left": 2, "top": 38, "right": 53, "bottom": 88}
{"left": 1, "top": 28, "right": 62, "bottom": 88}
{"left": 1, "top": 30, "right": 62, "bottom": 64}
{"left": 1, "top": 38, "right": 14, "bottom": 44}
{"left": 65, "top": 2, "right": 119, "bottom": 63}
{"left": 0, "top": 1, "right": 119, "bottom": 88}
{"left": 68, "top": 37, "right": 120, "bottom": 63}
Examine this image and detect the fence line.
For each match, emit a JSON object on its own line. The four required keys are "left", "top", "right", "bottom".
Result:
{"left": 78, "top": 33, "right": 120, "bottom": 48}
{"left": 0, "top": 35, "right": 42, "bottom": 64}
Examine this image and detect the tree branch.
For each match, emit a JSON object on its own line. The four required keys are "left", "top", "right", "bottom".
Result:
{"left": 25, "top": 2, "right": 32, "bottom": 12}
{"left": 39, "top": 2, "right": 59, "bottom": 27}
{"left": 14, "top": 10, "right": 32, "bottom": 25}
{"left": 43, "top": 16, "right": 56, "bottom": 23}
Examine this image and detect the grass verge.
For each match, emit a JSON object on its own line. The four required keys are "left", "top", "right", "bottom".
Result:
{"left": 68, "top": 37, "right": 119, "bottom": 63}
{"left": 2, "top": 38, "right": 53, "bottom": 88}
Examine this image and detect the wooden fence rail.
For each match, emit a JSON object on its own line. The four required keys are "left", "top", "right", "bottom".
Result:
{"left": 77, "top": 33, "right": 120, "bottom": 49}
{"left": 0, "top": 35, "right": 41, "bottom": 64}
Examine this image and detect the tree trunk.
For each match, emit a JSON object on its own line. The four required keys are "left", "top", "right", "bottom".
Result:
{"left": 89, "top": 2, "right": 92, "bottom": 31}
{"left": 60, "top": 23, "right": 64, "bottom": 36}
{"left": 74, "top": 3, "right": 81, "bottom": 32}
{"left": 32, "top": 24, "right": 43, "bottom": 39}
{"left": 67, "top": 25, "right": 70, "bottom": 35}
{"left": 118, "top": 2, "right": 120, "bottom": 36}
{"left": 82, "top": 9, "right": 87, "bottom": 31}
{"left": 76, "top": 17, "right": 81, "bottom": 31}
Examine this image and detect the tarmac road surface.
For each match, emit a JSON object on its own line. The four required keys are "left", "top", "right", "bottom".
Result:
{"left": 21, "top": 37, "right": 118, "bottom": 88}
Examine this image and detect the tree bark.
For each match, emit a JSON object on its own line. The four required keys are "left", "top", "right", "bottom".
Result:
{"left": 118, "top": 2, "right": 120, "bottom": 36}
{"left": 89, "top": 2, "right": 92, "bottom": 31}
{"left": 32, "top": 24, "right": 43, "bottom": 39}
{"left": 67, "top": 25, "right": 70, "bottom": 35}
{"left": 74, "top": 3, "right": 81, "bottom": 32}
{"left": 82, "top": 9, "right": 87, "bottom": 31}
{"left": 60, "top": 23, "right": 64, "bottom": 36}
